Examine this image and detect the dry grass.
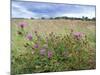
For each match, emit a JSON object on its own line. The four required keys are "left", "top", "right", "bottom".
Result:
{"left": 12, "top": 19, "right": 95, "bottom": 32}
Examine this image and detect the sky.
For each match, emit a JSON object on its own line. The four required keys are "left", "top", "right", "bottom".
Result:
{"left": 12, "top": 0, "right": 96, "bottom": 19}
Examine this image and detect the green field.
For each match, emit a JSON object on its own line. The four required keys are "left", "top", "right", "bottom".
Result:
{"left": 11, "top": 19, "right": 96, "bottom": 74}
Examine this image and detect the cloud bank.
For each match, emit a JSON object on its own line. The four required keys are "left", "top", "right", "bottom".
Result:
{"left": 12, "top": 1, "right": 96, "bottom": 19}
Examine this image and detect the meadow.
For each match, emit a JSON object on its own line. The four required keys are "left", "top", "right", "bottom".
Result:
{"left": 11, "top": 19, "right": 96, "bottom": 74}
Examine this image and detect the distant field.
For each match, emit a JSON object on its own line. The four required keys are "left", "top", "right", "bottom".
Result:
{"left": 11, "top": 19, "right": 96, "bottom": 74}
{"left": 12, "top": 19, "right": 95, "bottom": 33}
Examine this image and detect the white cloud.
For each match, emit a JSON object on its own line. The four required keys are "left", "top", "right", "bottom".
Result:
{"left": 56, "top": 9, "right": 95, "bottom": 19}
{"left": 12, "top": 2, "right": 38, "bottom": 18}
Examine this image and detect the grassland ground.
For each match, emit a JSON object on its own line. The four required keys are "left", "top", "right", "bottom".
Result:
{"left": 11, "top": 19, "right": 96, "bottom": 74}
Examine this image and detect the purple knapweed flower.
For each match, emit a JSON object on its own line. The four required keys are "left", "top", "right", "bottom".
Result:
{"left": 34, "top": 43, "right": 39, "bottom": 48}
{"left": 73, "top": 32, "right": 84, "bottom": 40}
{"left": 48, "top": 51, "right": 53, "bottom": 59}
{"left": 40, "top": 49, "right": 46, "bottom": 56}
{"left": 27, "top": 34, "right": 33, "bottom": 40}
{"left": 18, "top": 22, "right": 27, "bottom": 28}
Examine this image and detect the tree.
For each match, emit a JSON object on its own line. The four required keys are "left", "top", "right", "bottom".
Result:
{"left": 92, "top": 17, "right": 96, "bottom": 21}
{"left": 30, "top": 17, "right": 34, "bottom": 20}
{"left": 41, "top": 17, "right": 45, "bottom": 19}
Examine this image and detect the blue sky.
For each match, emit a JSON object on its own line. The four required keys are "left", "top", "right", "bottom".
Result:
{"left": 12, "top": 1, "right": 96, "bottom": 19}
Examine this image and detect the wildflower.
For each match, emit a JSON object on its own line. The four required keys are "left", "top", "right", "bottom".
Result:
{"left": 73, "top": 32, "right": 83, "bottom": 40}
{"left": 27, "top": 34, "right": 33, "bottom": 40}
{"left": 34, "top": 43, "right": 39, "bottom": 48}
{"left": 40, "top": 49, "right": 46, "bottom": 56}
{"left": 18, "top": 22, "right": 27, "bottom": 28}
{"left": 48, "top": 50, "right": 53, "bottom": 59}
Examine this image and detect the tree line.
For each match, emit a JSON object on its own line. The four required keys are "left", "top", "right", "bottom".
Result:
{"left": 30, "top": 16, "right": 96, "bottom": 21}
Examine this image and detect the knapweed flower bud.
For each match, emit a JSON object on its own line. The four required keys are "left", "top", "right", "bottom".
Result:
{"left": 48, "top": 50, "right": 53, "bottom": 59}
{"left": 17, "top": 31, "right": 22, "bottom": 35}
{"left": 40, "top": 49, "right": 46, "bottom": 56}
{"left": 27, "top": 34, "right": 33, "bottom": 41}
